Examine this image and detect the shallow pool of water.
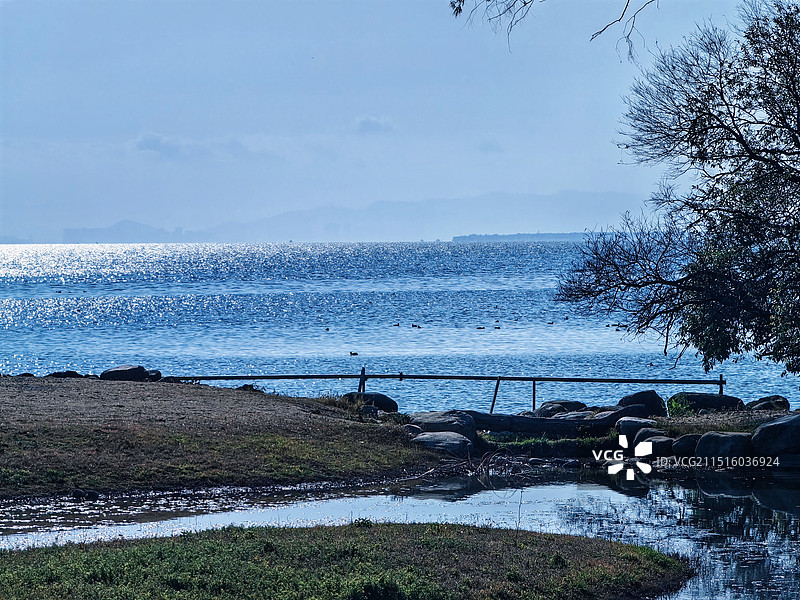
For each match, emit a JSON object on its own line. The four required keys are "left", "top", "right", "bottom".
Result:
{"left": 2, "top": 472, "right": 800, "bottom": 599}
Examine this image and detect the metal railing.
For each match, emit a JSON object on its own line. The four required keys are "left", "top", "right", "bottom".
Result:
{"left": 168, "top": 368, "right": 726, "bottom": 413}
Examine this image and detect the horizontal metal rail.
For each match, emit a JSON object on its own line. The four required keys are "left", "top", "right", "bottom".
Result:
{"left": 167, "top": 370, "right": 726, "bottom": 413}
{"left": 170, "top": 373, "right": 723, "bottom": 386}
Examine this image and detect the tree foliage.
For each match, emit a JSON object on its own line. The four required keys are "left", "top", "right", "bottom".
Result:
{"left": 557, "top": 0, "right": 800, "bottom": 372}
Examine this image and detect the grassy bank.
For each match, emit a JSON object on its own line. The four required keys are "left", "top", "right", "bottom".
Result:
{"left": 0, "top": 523, "right": 693, "bottom": 600}
{"left": 0, "top": 377, "right": 438, "bottom": 497}
{"left": 482, "top": 433, "right": 618, "bottom": 458}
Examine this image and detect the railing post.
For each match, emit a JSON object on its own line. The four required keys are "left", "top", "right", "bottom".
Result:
{"left": 719, "top": 374, "right": 724, "bottom": 395}
{"left": 358, "top": 367, "right": 367, "bottom": 393}
{"left": 532, "top": 379, "right": 536, "bottom": 411}
{"left": 490, "top": 376, "right": 501, "bottom": 413}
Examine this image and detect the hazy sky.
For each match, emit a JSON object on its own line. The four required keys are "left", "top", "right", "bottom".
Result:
{"left": 1, "top": 0, "right": 739, "bottom": 241}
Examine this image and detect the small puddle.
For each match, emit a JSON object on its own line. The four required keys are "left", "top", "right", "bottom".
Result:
{"left": 2, "top": 472, "right": 800, "bottom": 599}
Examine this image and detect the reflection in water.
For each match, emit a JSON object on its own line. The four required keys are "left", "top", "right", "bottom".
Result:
{"left": 1, "top": 471, "right": 800, "bottom": 599}
{"left": 552, "top": 478, "right": 800, "bottom": 599}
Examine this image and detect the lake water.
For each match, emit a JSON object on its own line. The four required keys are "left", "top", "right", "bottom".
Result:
{"left": 2, "top": 471, "right": 800, "bottom": 600}
{"left": 3, "top": 241, "right": 800, "bottom": 598}
{"left": 1, "top": 242, "right": 797, "bottom": 412}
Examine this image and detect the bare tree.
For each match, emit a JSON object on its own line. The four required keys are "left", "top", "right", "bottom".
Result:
{"left": 450, "top": 0, "right": 660, "bottom": 47}
{"left": 558, "top": 0, "right": 800, "bottom": 373}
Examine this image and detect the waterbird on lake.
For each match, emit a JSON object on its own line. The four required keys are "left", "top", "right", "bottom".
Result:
{"left": 350, "top": 352, "right": 358, "bottom": 356}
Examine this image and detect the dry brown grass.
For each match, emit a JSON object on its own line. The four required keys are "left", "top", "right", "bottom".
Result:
{"left": 0, "top": 376, "right": 438, "bottom": 497}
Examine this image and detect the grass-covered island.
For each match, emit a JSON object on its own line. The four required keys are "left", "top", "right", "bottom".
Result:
{"left": 0, "top": 523, "right": 692, "bottom": 600}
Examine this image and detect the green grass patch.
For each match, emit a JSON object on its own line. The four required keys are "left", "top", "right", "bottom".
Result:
{"left": 667, "top": 395, "right": 693, "bottom": 417}
{"left": 0, "top": 523, "right": 693, "bottom": 600}
{"left": 0, "top": 421, "right": 437, "bottom": 497}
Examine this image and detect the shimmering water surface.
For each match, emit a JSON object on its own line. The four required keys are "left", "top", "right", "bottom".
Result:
{"left": 1, "top": 242, "right": 797, "bottom": 411}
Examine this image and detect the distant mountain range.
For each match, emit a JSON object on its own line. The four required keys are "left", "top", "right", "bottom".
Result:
{"left": 62, "top": 220, "right": 206, "bottom": 244}
{"left": 52, "top": 190, "right": 641, "bottom": 243}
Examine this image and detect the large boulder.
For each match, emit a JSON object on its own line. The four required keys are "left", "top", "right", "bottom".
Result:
{"left": 591, "top": 410, "right": 619, "bottom": 420}
{"left": 100, "top": 365, "right": 161, "bottom": 382}
{"left": 412, "top": 432, "right": 473, "bottom": 458}
{"left": 340, "top": 392, "right": 398, "bottom": 413}
{"left": 752, "top": 413, "right": 800, "bottom": 456}
{"left": 672, "top": 434, "right": 702, "bottom": 457}
{"left": 746, "top": 395, "right": 790, "bottom": 412}
{"left": 607, "top": 404, "right": 653, "bottom": 420}
{"left": 531, "top": 402, "right": 569, "bottom": 418}
{"left": 617, "top": 390, "right": 667, "bottom": 417}
{"left": 647, "top": 436, "right": 675, "bottom": 458}
{"left": 540, "top": 400, "right": 587, "bottom": 413}
{"left": 668, "top": 392, "right": 744, "bottom": 415}
{"left": 46, "top": 370, "right": 83, "bottom": 378}
{"left": 633, "top": 427, "right": 667, "bottom": 448}
{"left": 409, "top": 411, "right": 476, "bottom": 441}
{"left": 615, "top": 417, "right": 657, "bottom": 440}
{"left": 695, "top": 432, "right": 754, "bottom": 458}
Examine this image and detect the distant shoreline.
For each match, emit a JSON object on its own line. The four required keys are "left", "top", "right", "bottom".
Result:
{"left": 1, "top": 234, "right": 589, "bottom": 245}
{"left": 452, "top": 232, "right": 585, "bottom": 242}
